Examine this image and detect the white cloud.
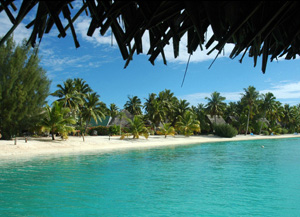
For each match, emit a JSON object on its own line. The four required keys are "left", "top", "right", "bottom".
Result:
{"left": 0, "top": 12, "right": 31, "bottom": 45}
{"left": 71, "top": 0, "right": 85, "bottom": 10}
{"left": 74, "top": 16, "right": 116, "bottom": 47}
{"left": 261, "top": 81, "right": 300, "bottom": 100}
{"left": 39, "top": 48, "right": 109, "bottom": 74}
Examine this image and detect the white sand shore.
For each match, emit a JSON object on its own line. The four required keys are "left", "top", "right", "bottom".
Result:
{"left": 1, "top": 134, "right": 300, "bottom": 161}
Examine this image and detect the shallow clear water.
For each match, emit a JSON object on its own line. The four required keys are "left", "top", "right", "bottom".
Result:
{"left": 1, "top": 138, "right": 300, "bottom": 216}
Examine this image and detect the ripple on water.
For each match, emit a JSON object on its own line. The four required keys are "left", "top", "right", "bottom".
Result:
{"left": 1, "top": 138, "right": 300, "bottom": 216}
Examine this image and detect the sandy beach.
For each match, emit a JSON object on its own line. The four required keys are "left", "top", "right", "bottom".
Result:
{"left": 1, "top": 134, "right": 300, "bottom": 161}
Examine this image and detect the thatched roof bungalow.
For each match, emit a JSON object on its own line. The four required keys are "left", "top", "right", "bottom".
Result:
{"left": 206, "top": 115, "right": 226, "bottom": 126}
{"left": 107, "top": 109, "right": 134, "bottom": 128}
{"left": 226, "top": 115, "right": 239, "bottom": 124}
{"left": 89, "top": 116, "right": 112, "bottom": 127}
{"left": 257, "top": 117, "right": 270, "bottom": 126}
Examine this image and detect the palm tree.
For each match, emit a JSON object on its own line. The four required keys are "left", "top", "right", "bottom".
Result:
{"left": 144, "top": 93, "right": 157, "bottom": 114}
{"left": 72, "top": 78, "right": 93, "bottom": 127}
{"left": 291, "top": 106, "right": 300, "bottom": 132}
{"left": 281, "top": 104, "right": 300, "bottom": 131}
{"left": 40, "top": 101, "right": 76, "bottom": 140}
{"left": 241, "top": 86, "right": 259, "bottom": 135}
{"left": 191, "top": 103, "right": 210, "bottom": 133}
{"left": 109, "top": 103, "right": 119, "bottom": 118}
{"left": 145, "top": 98, "right": 165, "bottom": 129}
{"left": 258, "top": 92, "right": 276, "bottom": 134}
{"left": 157, "top": 89, "right": 178, "bottom": 124}
{"left": 205, "top": 91, "right": 226, "bottom": 125}
{"left": 81, "top": 92, "right": 106, "bottom": 141}
{"left": 127, "top": 115, "right": 148, "bottom": 139}
{"left": 224, "top": 102, "right": 239, "bottom": 119}
{"left": 176, "top": 111, "right": 201, "bottom": 136}
{"left": 156, "top": 123, "right": 175, "bottom": 138}
{"left": 118, "top": 111, "right": 127, "bottom": 135}
{"left": 157, "top": 89, "right": 175, "bottom": 103}
{"left": 73, "top": 78, "right": 92, "bottom": 97}
{"left": 174, "top": 99, "right": 190, "bottom": 118}
{"left": 124, "top": 96, "right": 142, "bottom": 115}
{"left": 51, "top": 79, "right": 82, "bottom": 112}
{"left": 267, "top": 101, "right": 284, "bottom": 128}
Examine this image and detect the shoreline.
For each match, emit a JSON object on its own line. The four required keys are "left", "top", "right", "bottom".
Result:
{"left": 1, "top": 134, "right": 300, "bottom": 161}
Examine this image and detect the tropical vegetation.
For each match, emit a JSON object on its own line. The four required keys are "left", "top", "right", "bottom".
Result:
{"left": 126, "top": 115, "right": 148, "bottom": 139}
{"left": 205, "top": 91, "right": 226, "bottom": 125}
{"left": 156, "top": 123, "right": 176, "bottom": 138}
{"left": 40, "top": 101, "right": 76, "bottom": 140}
{"left": 1, "top": 36, "right": 300, "bottom": 141}
{"left": 241, "top": 86, "right": 260, "bottom": 135}
{"left": 2, "top": 71, "right": 300, "bottom": 140}
{"left": 80, "top": 92, "right": 106, "bottom": 141}
{"left": 176, "top": 111, "right": 201, "bottom": 137}
{"left": 2, "top": 74, "right": 300, "bottom": 140}
{"left": 214, "top": 124, "right": 238, "bottom": 138}
{"left": 0, "top": 36, "right": 50, "bottom": 140}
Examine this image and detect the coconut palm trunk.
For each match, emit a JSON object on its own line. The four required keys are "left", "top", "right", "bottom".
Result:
{"left": 245, "top": 106, "right": 251, "bottom": 135}
{"left": 259, "top": 111, "right": 267, "bottom": 135}
{"left": 82, "top": 131, "right": 85, "bottom": 142}
{"left": 83, "top": 119, "right": 90, "bottom": 142}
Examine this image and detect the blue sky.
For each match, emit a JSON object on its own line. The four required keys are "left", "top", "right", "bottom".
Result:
{"left": 1, "top": 1, "right": 300, "bottom": 109}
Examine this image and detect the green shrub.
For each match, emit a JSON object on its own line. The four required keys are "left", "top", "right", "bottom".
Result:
{"left": 147, "top": 127, "right": 155, "bottom": 135}
{"left": 88, "top": 126, "right": 109, "bottom": 135}
{"left": 122, "top": 127, "right": 130, "bottom": 134}
{"left": 262, "top": 130, "right": 269, "bottom": 135}
{"left": 109, "top": 125, "right": 120, "bottom": 135}
{"left": 214, "top": 124, "right": 238, "bottom": 138}
{"left": 281, "top": 128, "right": 288, "bottom": 134}
{"left": 253, "top": 121, "right": 267, "bottom": 134}
{"left": 97, "top": 126, "right": 110, "bottom": 135}
{"left": 270, "top": 126, "right": 282, "bottom": 135}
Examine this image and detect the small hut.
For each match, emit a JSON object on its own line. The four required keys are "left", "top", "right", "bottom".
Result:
{"left": 108, "top": 109, "right": 134, "bottom": 128}
{"left": 206, "top": 115, "right": 226, "bottom": 126}
{"left": 89, "top": 116, "right": 112, "bottom": 127}
{"left": 257, "top": 117, "right": 270, "bottom": 126}
{"left": 226, "top": 116, "right": 239, "bottom": 125}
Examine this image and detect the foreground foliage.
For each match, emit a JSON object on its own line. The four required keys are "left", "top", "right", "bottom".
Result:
{"left": 241, "top": 86, "right": 260, "bottom": 135}
{"left": 126, "top": 115, "right": 148, "bottom": 139}
{"left": 214, "top": 124, "right": 238, "bottom": 138}
{"left": 81, "top": 92, "right": 106, "bottom": 141}
{"left": 156, "top": 123, "right": 176, "bottom": 138}
{"left": 205, "top": 91, "right": 226, "bottom": 125}
{"left": 0, "top": 36, "right": 50, "bottom": 139}
{"left": 176, "top": 111, "right": 201, "bottom": 136}
{"left": 40, "top": 101, "right": 76, "bottom": 140}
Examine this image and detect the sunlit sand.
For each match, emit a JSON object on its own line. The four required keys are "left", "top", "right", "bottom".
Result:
{"left": 1, "top": 134, "right": 299, "bottom": 160}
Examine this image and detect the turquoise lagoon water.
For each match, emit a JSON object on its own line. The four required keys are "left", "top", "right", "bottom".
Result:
{"left": 1, "top": 138, "right": 300, "bottom": 216}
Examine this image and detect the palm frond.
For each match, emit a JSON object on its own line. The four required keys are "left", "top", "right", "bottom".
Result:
{"left": 2, "top": 1, "right": 299, "bottom": 72}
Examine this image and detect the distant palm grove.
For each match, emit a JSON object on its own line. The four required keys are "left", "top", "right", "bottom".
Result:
{"left": 35, "top": 78, "right": 300, "bottom": 140}
{"left": 2, "top": 77, "right": 300, "bottom": 140}
{"left": 1, "top": 38, "right": 300, "bottom": 140}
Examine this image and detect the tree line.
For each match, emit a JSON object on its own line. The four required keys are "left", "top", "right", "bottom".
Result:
{"left": 39, "top": 77, "right": 300, "bottom": 139}
{"left": 0, "top": 37, "right": 50, "bottom": 140}
{"left": 1, "top": 37, "right": 300, "bottom": 140}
